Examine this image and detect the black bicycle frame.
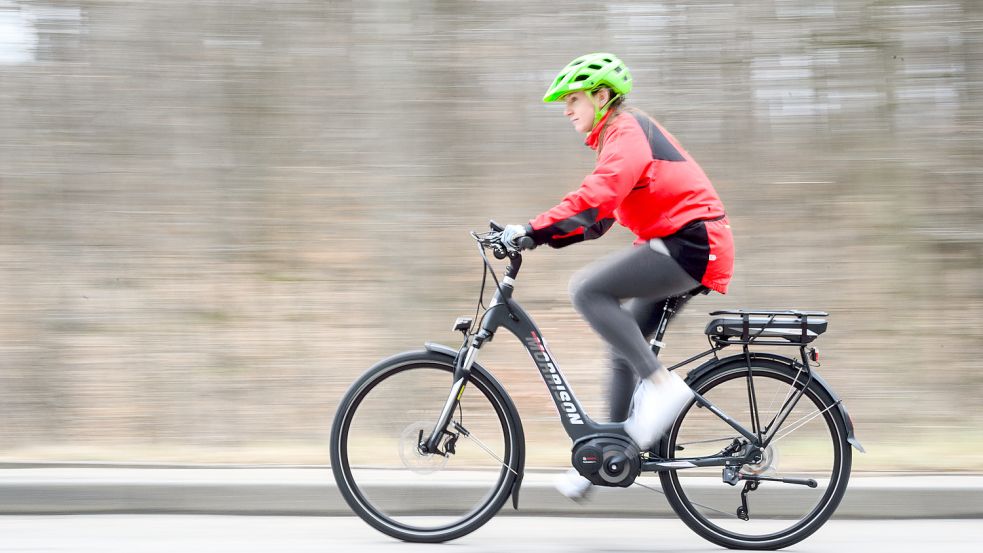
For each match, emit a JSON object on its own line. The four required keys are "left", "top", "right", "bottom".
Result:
{"left": 425, "top": 251, "right": 765, "bottom": 472}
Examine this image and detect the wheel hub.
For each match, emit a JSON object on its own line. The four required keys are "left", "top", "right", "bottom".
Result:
{"left": 740, "top": 443, "right": 778, "bottom": 476}
{"left": 398, "top": 421, "right": 449, "bottom": 474}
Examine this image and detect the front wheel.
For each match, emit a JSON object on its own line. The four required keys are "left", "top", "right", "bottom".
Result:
{"left": 660, "top": 358, "right": 852, "bottom": 550}
{"left": 330, "top": 350, "right": 523, "bottom": 543}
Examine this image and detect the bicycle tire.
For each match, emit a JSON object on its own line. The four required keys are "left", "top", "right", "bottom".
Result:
{"left": 660, "top": 357, "right": 852, "bottom": 550}
{"left": 330, "top": 349, "right": 523, "bottom": 543}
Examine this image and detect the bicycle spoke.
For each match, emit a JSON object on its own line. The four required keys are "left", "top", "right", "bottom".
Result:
{"left": 759, "top": 377, "right": 809, "bottom": 445}
{"left": 636, "top": 479, "right": 739, "bottom": 520}
{"left": 454, "top": 421, "right": 518, "bottom": 476}
{"left": 769, "top": 402, "right": 838, "bottom": 445}
{"left": 762, "top": 365, "right": 805, "bottom": 428}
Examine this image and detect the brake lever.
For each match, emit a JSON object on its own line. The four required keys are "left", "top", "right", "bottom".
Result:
{"left": 474, "top": 228, "right": 523, "bottom": 259}
{"left": 472, "top": 230, "right": 498, "bottom": 248}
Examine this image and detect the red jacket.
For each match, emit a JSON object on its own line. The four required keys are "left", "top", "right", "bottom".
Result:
{"left": 526, "top": 110, "right": 734, "bottom": 293}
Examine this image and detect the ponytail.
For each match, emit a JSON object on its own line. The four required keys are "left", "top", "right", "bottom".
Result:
{"left": 595, "top": 87, "right": 627, "bottom": 158}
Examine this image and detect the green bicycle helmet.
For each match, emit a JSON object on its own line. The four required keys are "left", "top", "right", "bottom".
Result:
{"left": 543, "top": 53, "right": 633, "bottom": 124}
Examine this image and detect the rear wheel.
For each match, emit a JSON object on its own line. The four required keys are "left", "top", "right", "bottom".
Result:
{"left": 330, "top": 350, "right": 523, "bottom": 543}
{"left": 660, "top": 358, "right": 852, "bottom": 550}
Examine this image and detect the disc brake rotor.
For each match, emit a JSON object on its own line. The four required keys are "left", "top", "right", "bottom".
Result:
{"left": 740, "top": 444, "right": 779, "bottom": 476}
{"left": 398, "top": 421, "right": 450, "bottom": 474}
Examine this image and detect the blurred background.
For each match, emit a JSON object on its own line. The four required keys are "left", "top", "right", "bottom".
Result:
{"left": 0, "top": 0, "right": 980, "bottom": 471}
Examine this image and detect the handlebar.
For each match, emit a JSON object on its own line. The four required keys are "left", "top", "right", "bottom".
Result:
{"left": 515, "top": 235, "right": 536, "bottom": 250}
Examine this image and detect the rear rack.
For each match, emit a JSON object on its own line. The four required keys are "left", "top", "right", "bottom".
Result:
{"left": 706, "top": 309, "right": 829, "bottom": 346}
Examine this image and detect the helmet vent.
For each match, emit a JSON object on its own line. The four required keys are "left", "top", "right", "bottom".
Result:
{"left": 587, "top": 64, "right": 603, "bottom": 70}
{"left": 573, "top": 74, "right": 589, "bottom": 81}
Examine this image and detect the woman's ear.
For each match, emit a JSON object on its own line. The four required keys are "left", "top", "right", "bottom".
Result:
{"left": 595, "top": 87, "right": 610, "bottom": 107}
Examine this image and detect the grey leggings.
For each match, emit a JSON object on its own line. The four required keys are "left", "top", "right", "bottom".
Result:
{"left": 568, "top": 241, "right": 700, "bottom": 422}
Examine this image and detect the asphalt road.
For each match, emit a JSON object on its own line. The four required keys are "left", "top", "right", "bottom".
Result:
{"left": 0, "top": 516, "right": 979, "bottom": 552}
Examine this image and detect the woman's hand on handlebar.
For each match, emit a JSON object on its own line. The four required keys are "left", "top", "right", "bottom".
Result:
{"left": 484, "top": 220, "right": 536, "bottom": 253}
{"left": 499, "top": 224, "right": 526, "bottom": 249}
{"left": 499, "top": 224, "right": 536, "bottom": 252}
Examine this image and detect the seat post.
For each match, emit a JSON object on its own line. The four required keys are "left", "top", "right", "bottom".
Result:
{"left": 649, "top": 295, "right": 684, "bottom": 357}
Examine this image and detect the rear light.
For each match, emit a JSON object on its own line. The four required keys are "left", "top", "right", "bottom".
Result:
{"left": 808, "top": 348, "right": 820, "bottom": 363}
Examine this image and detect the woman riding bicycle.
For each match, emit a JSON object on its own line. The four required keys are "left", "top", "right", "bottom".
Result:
{"left": 499, "top": 53, "right": 735, "bottom": 499}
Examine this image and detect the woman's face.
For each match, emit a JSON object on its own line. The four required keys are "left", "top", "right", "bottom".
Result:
{"left": 563, "top": 89, "right": 609, "bottom": 134}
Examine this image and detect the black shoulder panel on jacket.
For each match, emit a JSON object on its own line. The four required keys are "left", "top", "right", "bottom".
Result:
{"left": 631, "top": 113, "right": 686, "bottom": 162}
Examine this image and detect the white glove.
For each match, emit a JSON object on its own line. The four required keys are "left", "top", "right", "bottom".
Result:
{"left": 500, "top": 224, "right": 527, "bottom": 250}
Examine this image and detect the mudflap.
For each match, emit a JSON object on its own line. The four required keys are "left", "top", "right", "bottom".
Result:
{"left": 511, "top": 471, "right": 524, "bottom": 510}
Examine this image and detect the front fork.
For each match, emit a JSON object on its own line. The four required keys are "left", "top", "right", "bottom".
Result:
{"left": 423, "top": 337, "right": 484, "bottom": 454}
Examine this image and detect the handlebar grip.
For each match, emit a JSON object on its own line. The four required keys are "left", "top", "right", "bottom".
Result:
{"left": 516, "top": 236, "right": 536, "bottom": 251}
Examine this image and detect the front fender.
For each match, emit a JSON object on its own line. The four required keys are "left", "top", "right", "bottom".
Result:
{"left": 684, "top": 352, "right": 864, "bottom": 453}
{"left": 424, "top": 342, "right": 528, "bottom": 508}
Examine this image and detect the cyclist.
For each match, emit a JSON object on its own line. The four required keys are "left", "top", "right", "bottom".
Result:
{"left": 499, "top": 53, "right": 735, "bottom": 499}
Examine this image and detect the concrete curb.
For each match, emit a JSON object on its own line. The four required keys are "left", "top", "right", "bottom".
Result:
{"left": 0, "top": 466, "right": 980, "bottom": 518}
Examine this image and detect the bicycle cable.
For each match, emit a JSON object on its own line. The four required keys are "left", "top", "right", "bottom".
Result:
{"left": 473, "top": 234, "right": 519, "bottom": 322}
{"left": 468, "top": 244, "right": 490, "bottom": 338}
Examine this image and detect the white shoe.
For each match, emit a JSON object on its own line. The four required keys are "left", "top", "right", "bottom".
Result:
{"left": 623, "top": 371, "right": 693, "bottom": 450}
{"left": 553, "top": 469, "right": 592, "bottom": 501}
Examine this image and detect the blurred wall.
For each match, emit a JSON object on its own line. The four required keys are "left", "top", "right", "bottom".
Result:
{"left": 0, "top": 0, "right": 980, "bottom": 469}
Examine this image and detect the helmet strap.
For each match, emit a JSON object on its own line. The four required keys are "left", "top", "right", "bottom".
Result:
{"left": 586, "top": 89, "right": 621, "bottom": 127}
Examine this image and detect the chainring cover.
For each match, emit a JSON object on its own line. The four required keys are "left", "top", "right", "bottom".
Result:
{"left": 572, "top": 437, "right": 640, "bottom": 487}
